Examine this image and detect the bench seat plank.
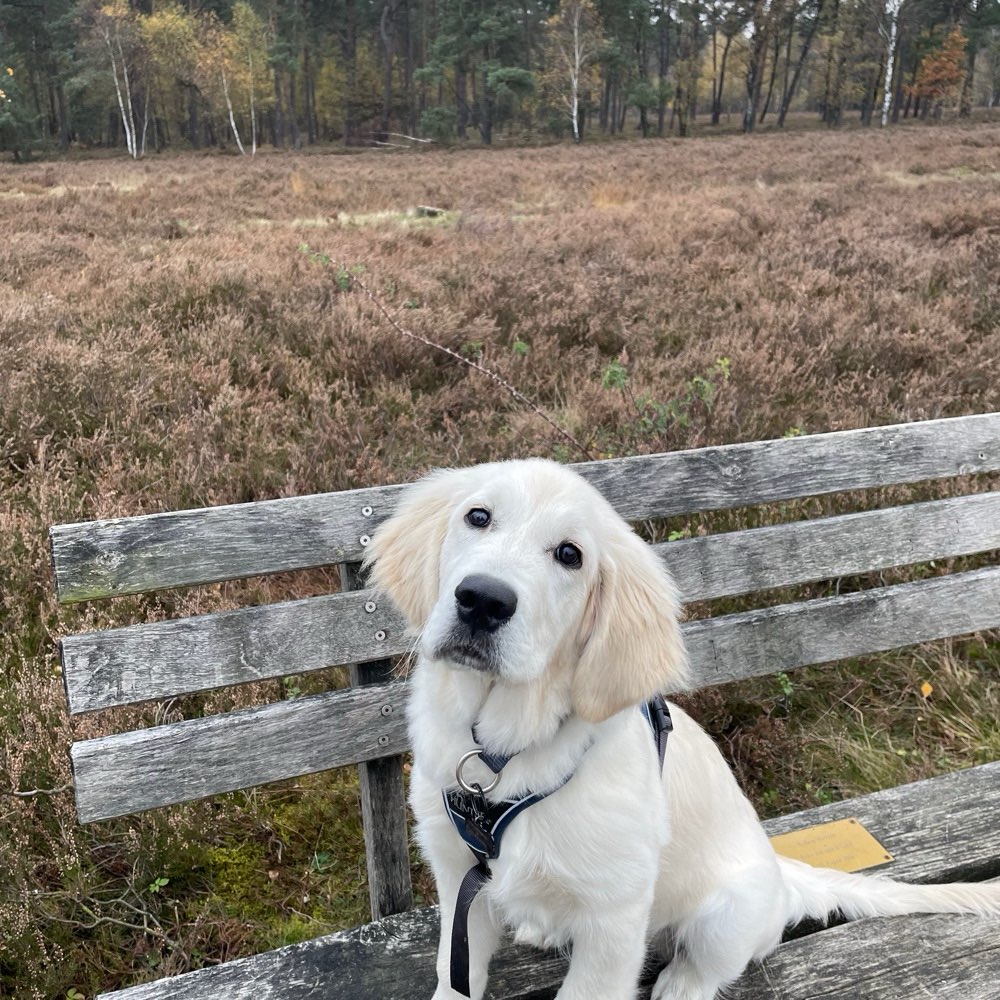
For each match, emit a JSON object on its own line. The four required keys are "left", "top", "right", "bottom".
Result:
{"left": 92, "top": 761, "right": 1000, "bottom": 1000}
{"left": 61, "top": 497, "right": 1000, "bottom": 713}
{"left": 70, "top": 568, "right": 1000, "bottom": 822}
{"left": 51, "top": 413, "right": 1000, "bottom": 603}
{"left": 728, "top": 908, "right": 1000, "bottom": 999}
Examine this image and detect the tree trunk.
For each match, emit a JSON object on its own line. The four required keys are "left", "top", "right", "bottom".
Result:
{"left": 478, "top": 65, "right": 493, "bottom": 144}
{"left": 778, "top": 0, "right": 824, "bottom": 127}
{"left": 379, "top": 0, "right": 399, "bottom": 138}
{"left": 188, "top": 84, "right": 201, "bottom": 149}
{"left": 405, "top": 0, "right": 417, "bottom": 135}
{"left": 657, "top": 0, "right": 671, "bottom": 136}
{"left": 55, "top": 80, "right": 71, "bottom": 150}
{"left": 272, "top": 67, "right": 285, "bottom": 147}
{"left": 759, "top": 29, "right": 783, "bottom": 122}
{"left": 820, "top": 0, "right": 840, "bottom": 124}
{"left": 340, "top": 0, "right": 359, "bottom": 144}
{"left": 743, "top": 21, "right": 768, "bottom": 133}
{"left": 105, "top": 29, "right": 136, "bottom": 157}
{"left": 713, "top": 33, "right": 733, "bottom": 124}
{"left": 222, "top": 69, "right": 246, "bottom": 153}
{"left": 879, "top": 2, "right": 899, "bottom": 127}
{"left": 289, "top": 71, "right": 300, "bottom": 148}
{"left": 248, "top": 49, "right": 258, "bottom": 154}
{"left": 456, "top": 63, "right": 469, "bottom": 138}
{"left": 140, "top": 83, "right": 150, "bottom": 155}
{"left": 891, "top": 36, "right": 906, "bottom": 123}
{"left": 958, "top": 47, "right": 976, "bottom": 117}
{"left": 303, "top": 46, "right": 316, "bottom": 144}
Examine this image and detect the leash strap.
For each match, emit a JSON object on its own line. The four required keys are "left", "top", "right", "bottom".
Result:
{"left": 642, "top": 693, "right": 673, "bottom": 772}
{"left": 450, "top": 858, "right": 493, "bottom": 998}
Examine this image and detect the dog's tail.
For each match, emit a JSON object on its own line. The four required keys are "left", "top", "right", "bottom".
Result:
{"left": 779, "top": 856, "right": 1000, "bottom": 924}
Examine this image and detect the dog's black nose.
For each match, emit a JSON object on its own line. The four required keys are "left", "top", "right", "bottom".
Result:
{"left": 455, "top": 574, "right": 518, "bottom": 633}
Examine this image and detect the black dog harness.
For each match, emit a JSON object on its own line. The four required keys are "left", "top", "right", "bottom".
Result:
{"left": 442, "top": 695, "right": 673, "bottom": 997}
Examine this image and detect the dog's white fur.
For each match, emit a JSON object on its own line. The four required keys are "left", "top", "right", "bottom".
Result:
{"left": 365, "top": 459, "right": 1000, "bottom": 1000}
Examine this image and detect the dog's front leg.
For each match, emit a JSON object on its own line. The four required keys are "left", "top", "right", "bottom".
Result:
{"left": 553, "top": 903, "right": 650, "bottom": 1000}
{"left": 431, "top": 865, "right": 502, "bottom": 1000}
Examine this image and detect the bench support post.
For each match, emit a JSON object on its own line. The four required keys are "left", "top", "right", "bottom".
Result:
{"left": 340, "top": 561, "right": 414, "bottom": 920}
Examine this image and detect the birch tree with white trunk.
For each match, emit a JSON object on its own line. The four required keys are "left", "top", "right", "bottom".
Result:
{"left": 878, "top": 0, "right": 905, "bottom": 126}
{"left": 544, "top": 0, "right": 604, "bottom": 143}
{"left": 195, "top": 3, "right": 271, "bottom": 156}
{"left": 96, "top": 1, "right": 140, "bottom": 158}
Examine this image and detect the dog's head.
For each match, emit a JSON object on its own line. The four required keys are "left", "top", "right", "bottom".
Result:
{"left": 364, "top": 459, "right": 688, "bottom": 722}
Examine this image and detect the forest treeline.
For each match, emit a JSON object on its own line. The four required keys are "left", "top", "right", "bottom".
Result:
{"left": 1, "top": 0, "right": 998, "bottom": 158}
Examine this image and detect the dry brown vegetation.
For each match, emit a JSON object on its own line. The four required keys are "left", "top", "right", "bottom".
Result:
{"left": 2, "top": 122, "right": 999, "bottom": 997}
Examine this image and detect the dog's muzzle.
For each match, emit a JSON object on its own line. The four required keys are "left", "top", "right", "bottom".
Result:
{"left": 432, "top": 575, "right": 517, "bottom": 672}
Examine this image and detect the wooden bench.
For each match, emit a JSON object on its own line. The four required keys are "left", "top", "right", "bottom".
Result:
{"left": 51, "top": 413, "right": 1000, "bottom": 1000}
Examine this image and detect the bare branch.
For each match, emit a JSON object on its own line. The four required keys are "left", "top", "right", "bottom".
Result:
{"left": 2, "top": 783, "right": 71, "bottom": 797}
{"left": 345, "top": 268, "right": 595, "bottom": 461}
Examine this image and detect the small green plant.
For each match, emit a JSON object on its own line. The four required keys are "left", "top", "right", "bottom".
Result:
{"left": 461, "top": 340, "right": 484, "bottom": 360}
{"left": 776, "top": 672, "right": 794, "bottom": 699}
{"left": 601, "top": 357, "right": 629, "bottom": 390}
{"left": 283, "top": 677, "right": 302, "bottom": 700}
{"left": 667, "top": 528, "right": 691, "bottom": 542}
{"left": 297, "top": 242, "right": 331, "bottom": 267}
{"left": 66, "top": 990, "right": 86, "bottom": 1000}
{"left": 760, "top": 788, "right": 779, "bottom": 808}
{"left": 310, "top": 851, "right": 334, "bottom": 873}
{"left": 512, "top": 338, "right": 529, "bottom": 357}
{"left": 805, "top": 782, "right": 834, "bottom": 805}
{"left": 605, "top": 356, "right": 732, "bottom": 439}
{"left": 297, "top": 244, "right": 368, "bottom": 293}
{"left": 147, "top": 876, "right": 170, "bottom": 894}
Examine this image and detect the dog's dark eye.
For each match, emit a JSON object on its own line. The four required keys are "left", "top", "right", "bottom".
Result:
{"left": 554, "top": 542, "right": 582, "bottom": 569}
{"left": 465, "top": 507, "right": 492, "bottom": 529}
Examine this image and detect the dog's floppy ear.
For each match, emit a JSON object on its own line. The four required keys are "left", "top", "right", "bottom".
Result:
{"left": 572, "top": 522, "right": 688, "bottom": 723}
{"left": 362, "top": 467, "right": 468, "bottom": 629}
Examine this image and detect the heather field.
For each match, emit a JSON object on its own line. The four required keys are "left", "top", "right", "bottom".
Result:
{"left": 2, "top": 123, "right": 1000, "bottom": 997}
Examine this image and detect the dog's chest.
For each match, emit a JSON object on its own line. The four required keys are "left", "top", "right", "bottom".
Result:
{"left": 486, "top": 831, "right": 584, "bottom": 949}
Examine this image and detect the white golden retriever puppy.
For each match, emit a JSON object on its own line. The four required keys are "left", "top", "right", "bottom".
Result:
{"left": 364, "top": 458, "right": 1000, "bottom": 1000}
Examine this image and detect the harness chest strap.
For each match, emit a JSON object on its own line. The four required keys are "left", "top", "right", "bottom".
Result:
{"left": 443, "top": 695, "right": 673, "bottom": 998}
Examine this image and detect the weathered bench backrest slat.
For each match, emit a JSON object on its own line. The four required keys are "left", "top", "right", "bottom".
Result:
{"left": 61, "top": 492, "right": 1000, "bottom": 714}
{"left": 70, "top": 565, "right": 1000, "bottom": 823}
{"left": 664, "top": 490, "right": 1000, "bottom": 603}
{"left": 686, "top": 565, "right": 1000, "bottom": 687}
{"left": 71, "top": 681, "right": 407, "bottom": 824}
{"left": 62, "top": 590, "right": 401, "bottom": 714}
{"left": 50, "top": 414, "right": 1000, "bottom": 603}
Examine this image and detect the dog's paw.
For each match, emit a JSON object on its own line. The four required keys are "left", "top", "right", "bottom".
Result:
{"left": 512, "top": 922, "right": 547, "bottom": 948}
{"left": 650, "top": 962, "right": 719, "bottom": 1000}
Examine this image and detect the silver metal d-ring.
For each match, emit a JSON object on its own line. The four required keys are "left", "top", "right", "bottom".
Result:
{"left": 456, "top": 749, "right": 501, "bottom": 794}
